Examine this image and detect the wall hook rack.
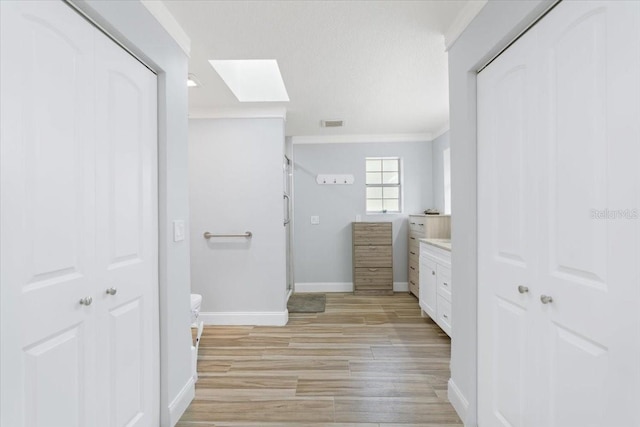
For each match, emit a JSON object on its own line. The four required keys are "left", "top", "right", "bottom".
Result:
{"left": 316, "top": 174, "right": 354, "bottom": 185}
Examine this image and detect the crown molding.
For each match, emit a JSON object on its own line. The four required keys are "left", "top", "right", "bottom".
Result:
{"left": 291, "top": 133, "right": 432, "bottom": 145}
{"left": 189, "top": 107, "right": 287, "bottom": 120}
{"left": 141, "top": 0, "right": 191, "bottom": 56}
{"left": 444, "top": 0, "right": 488, "bottom": 51}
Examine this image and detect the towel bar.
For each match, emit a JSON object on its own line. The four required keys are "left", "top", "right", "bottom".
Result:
{"left": 203, "top": 231, "right": 253, "bottom": 239}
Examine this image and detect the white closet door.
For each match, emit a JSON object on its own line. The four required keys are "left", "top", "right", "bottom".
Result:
{"left": 0, "top": 2, "right": 98, "bottom": 426}
{"left": 477, "top": 28, "right": 540, "bottom": 427}
{"left": 94, "top": 27, "right": 159, "bottom": 427}
{"left": 534, "top": 2, "right": 640, "bottom": 426}
{"left": 478, "top": 2, "right": 640, "bottom": 427}
{"left": 0, "top": 2, "right": 159, "bottom": 426}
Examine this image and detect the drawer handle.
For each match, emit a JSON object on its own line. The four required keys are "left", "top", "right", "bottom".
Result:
{"left": 443, "top": 282, "right": 448, "bottom": 287}
{"left": 410, "top": 251, "right": 416, "bottom": 255}
{"left": 432, "top": 270, "right": 436, "bottom": 275}
{"left": 443, "top": 314, "right": 449, "bottom": 319}
{"left": 409, "top": 280, "right": 415, "bottom": 285}
{"left": 410, "top": 237, "right": 416, "bottom": 240}
{"left": 418, "top": 224, "right": 424, "bottom": 227}
{"left": 410, "top": 222, "right": 416, "bottom": 225}
{"left": 368, "top": 268, "right": 378, "bottom": 272}
{"left": 368, "top": 246, "right": 378, "bottom": 250}
{"left": 410, "top": 266, "right": 415, "bottom": 270}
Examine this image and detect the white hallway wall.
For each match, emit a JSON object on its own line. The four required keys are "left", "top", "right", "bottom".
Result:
{"left": 447, "top": 1, "right": 552, "bottom": 425}
{"left": 189, "top": 118, "right": 288, "bottom": 325}
{"left": 67, "top": 1, "right": 194, "bottom": 425}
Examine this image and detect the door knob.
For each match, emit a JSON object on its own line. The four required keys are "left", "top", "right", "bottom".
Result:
{"left": 79, "top": 296, "right": 93, "bottom": 306}
{"left": 540, "top": 295, "right": 553, "bottom": 304}
{"left": 106, "top": 287, "right": 117, "bottom": 296}
{"left": 518, "top": 285, "right": 529, "bottom": 294}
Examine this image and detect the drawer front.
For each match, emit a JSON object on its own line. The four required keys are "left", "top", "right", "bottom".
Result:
{"left": 353, "top": 223, "right": 392, "bottom": 245}
{"left": 437, "top": 265, "right": 452, "bottom": 301}
{"left": 408, "top": 216, "right": 427, "bottom": 233}
{"left": 354, "top": 268, "right": 393, "bottom": 290}
{"left": 354, "top": 245, "right": 392, "bottom": 267}
{"left": 408, "top": 258, "right": 419, "bottom": 277}
{"left": 408, "top": 245, "right": 419, "bottom": 261}
{"left": 408, "top": 266, "right": 418, "bottom": 287}
{"left": 437, "top": 295, "right": 452, "bottom": 336}
{"left": 409, "top": 278, "right": 419, "bottom": 296}
{"left": 408, "top": 233, "right": 421, "bottom": 248}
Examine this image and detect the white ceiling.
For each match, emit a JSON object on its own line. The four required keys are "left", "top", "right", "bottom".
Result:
{"left": 162, "top": 0, "right": 469, "bottom": 138}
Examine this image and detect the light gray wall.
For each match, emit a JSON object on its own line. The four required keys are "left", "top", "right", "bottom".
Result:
{"left": 447, "top": 1, "right": 551, "bottom": 425}
{"left": 189, "top": 118, "right": 287, "bottom": 320}
{"left": 432, "top": 131, "right": 450, "bottom": 214}
{"left": 69, "top": 2, "right": 193, "bottom": 425}
{"left": 293, "top": 141, "right": 433, "bottom": 286}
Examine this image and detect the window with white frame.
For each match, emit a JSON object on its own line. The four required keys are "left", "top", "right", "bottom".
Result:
{"left": 365, "top": 157, "right": 401, "bottom": 213}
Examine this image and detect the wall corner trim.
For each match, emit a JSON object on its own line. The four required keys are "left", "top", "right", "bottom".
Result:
{"left": 140, "top": 0, "right": 191, "bottom": 56}
{"left": 444, "top": 0, "right": 488, "bottom": 51}
{"left": 448, "top": 378, "right": 470, "bottom": 424}
{"left": 168, "top": 376, "right": 195, "bottom": 426}
{"left": 199, "top": 310, "right": 289, "bottom": 326}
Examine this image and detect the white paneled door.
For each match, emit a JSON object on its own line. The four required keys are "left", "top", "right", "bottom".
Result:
{"left": 478, "top": 2, "right": 640, "bottom": 427}
{"left": 0, "top": 2, "right": 159, "bottom": 427}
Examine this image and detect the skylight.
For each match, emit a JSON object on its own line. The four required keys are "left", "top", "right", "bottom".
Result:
{"left": 209, "top": 60, "right": 289, "bottom": 102}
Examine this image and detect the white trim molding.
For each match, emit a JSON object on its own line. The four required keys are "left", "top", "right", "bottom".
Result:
{"left": 189, "top": 106, "right": 287, "bottom": 121}
{"left": 291, "top": 133, "right": 432, "bottom": 145}
{"left": 168, "top": 376, "right": 195, "bottom": 426}
{"left": 199, "top": 310, "right": 289, "bottom": 326}
{"left": 444, "top": 0, "right": 488, "bottom": 51}
{"left": 448, "top": 378, "right": 470, "bottom": 423}
{"left": 294, "top": 282, "right": 353, "bottom": 293}
{"left": 140, "top": 0, "right": 191, "bottom": 56}
{"left": 393, "top": 282, "right": 409, "bottom": 292}
{"left": 431, "top": 123, "right": 450, "bottom": 140}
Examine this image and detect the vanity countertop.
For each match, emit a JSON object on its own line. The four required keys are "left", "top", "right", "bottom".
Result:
{"left": 420, "top": 238, "right": 451, "bottom": 252}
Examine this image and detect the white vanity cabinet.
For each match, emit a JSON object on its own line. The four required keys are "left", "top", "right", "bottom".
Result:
{"left": 419, "top": 240, "right": 452, "bottom": 336}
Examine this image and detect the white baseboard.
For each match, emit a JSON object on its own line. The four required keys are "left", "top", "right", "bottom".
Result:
{"left": 199, "top": 310, "right": 289, "bottom": 326}
{"left": 294, "top": 282, "right": 353, "bottom": 292}
{"left": 393, "top": 281, "right": 409, "bottom": 292}
{"left": 168, "top": 376, "right": 194, "bottom": 426}
{"left": 295, "top": 282, "right": 409, "bottom": 293}
{"left": 448, "top": 378, "right": 469, "bottom": 423}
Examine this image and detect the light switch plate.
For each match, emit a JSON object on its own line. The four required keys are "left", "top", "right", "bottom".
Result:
{"left": 173, "top": 220, "right": 185, "bottom": 242}
{"left": 310, "top": 215, "right": 320, "bottom": 225}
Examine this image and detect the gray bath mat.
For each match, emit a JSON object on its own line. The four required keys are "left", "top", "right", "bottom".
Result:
{"left": 287, "top": 293, "right": 326, "bottom": 313}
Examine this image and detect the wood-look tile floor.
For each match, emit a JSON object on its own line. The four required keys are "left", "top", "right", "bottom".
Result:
{"left": 177, "top": 293, "right": 462, "bottom": 427}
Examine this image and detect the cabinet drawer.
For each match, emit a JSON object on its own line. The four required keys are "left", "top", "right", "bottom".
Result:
{"left": 437, "top": 295, "right": 452, "bottom": 336}
{"left": 408, "top": 216, "right": 427, "bottom": 233}
{"left": 437, "top": 266, "right": 452, "bottom": 301}
{"left": 408, "top": 267, "right": 418, "bottom": 286}
{"left": 408, "top": 258, "right": 419, "bottom": 277}
{"left": 408, "top": 245, "right": 419, "bottom": 261}
{"left": 354, "top": 268, "right": 392, "bottom": 289}
{"left": 354, "top": 245, "right": 392, "bottom": 267}
{"left": 409, "top": 279, "right": 419, "bottom": 296}
{"left": 353, "top": 223, "right": 392, "bottom": 245}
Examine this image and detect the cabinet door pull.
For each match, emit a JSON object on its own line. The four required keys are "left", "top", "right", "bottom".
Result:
{"left": 410, "top": 251, "right": 416, "bottom": 255}
{"left": 443, "top": 282, "right": 449, "bottom": 287}
{"left": 368, "top": 246, "right": 378, "bottom": 250}
{"left": 368, "top": 268, "right": 378, "bottom": 272}
{"left": 410, "top": 266, "right": 416, "bottom": 270}
{"left": 432, "top": 270, "right": 436, "bottom": 275}
{"left": 443, "top": 314, "right": 449, "bottom": 319}
{"left": 410, "top": 222, "right": 416, "bottom": 225}
{"left": 410, "top": 237, "right": 416, "bottom": 240}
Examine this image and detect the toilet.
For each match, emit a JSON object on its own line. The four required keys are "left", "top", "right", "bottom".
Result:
{"left": 190, "top": 294, "right": 204, "bottom": 382}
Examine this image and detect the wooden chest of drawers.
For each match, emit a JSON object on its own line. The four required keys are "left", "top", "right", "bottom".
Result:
{"left": 352, "top": 222, "right": 393, "bottom": 295}
{"left": 407, "top": 215, "right": 450, "bottom": 297}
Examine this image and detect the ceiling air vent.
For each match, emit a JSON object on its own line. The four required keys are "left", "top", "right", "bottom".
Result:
{"left": 321, "top": 119, "right": 344, "bottom": 128}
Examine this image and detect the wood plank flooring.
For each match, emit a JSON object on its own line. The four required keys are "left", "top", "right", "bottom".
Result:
{"left": 177, "top": 292, "right": 462, "bottom": 427}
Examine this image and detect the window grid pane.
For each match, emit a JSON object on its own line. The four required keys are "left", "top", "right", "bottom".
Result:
{"left": 365, "top": 157, "right": 401, "bottom": 213}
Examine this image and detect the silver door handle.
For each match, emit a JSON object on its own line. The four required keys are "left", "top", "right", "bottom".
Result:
{"left": 283, "top": 194, "right": 290, "bottom": 225}
{"left": 79, "top": 296, "right": 93, "bottom": 306}
{"left": 540, "top": 295, "right": 553, "bottom": 304}
{"left": 518, "top": 285, "right": 529, "bottom": 294}
{"left": 106, "top": 287, "right": 117, "bottom": 296}
{"left": 432, "top": 271, "right": 435, "bottom": 275}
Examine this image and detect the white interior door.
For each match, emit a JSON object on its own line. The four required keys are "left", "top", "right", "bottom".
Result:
{"left": 477, "top": 26, "right": 540, "bottom": 427}
{"left": 478, "top": 2, "right": 640, "bottom": 427}
{"left": 534, "top": 2, "right": 640, "bottom": 426}
{"left": 94, "top": 23, "right": 159, "bottom": 427}
{"left": 0, "top": 2, "right": 159, "bottom": 426}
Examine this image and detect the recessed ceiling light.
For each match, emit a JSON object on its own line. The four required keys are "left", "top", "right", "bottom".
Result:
{"left": 208, "top": 59, "right": 289, "bottom": 102}
{"left": 187, "top": 73, "right": 201, "bottom": 88}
